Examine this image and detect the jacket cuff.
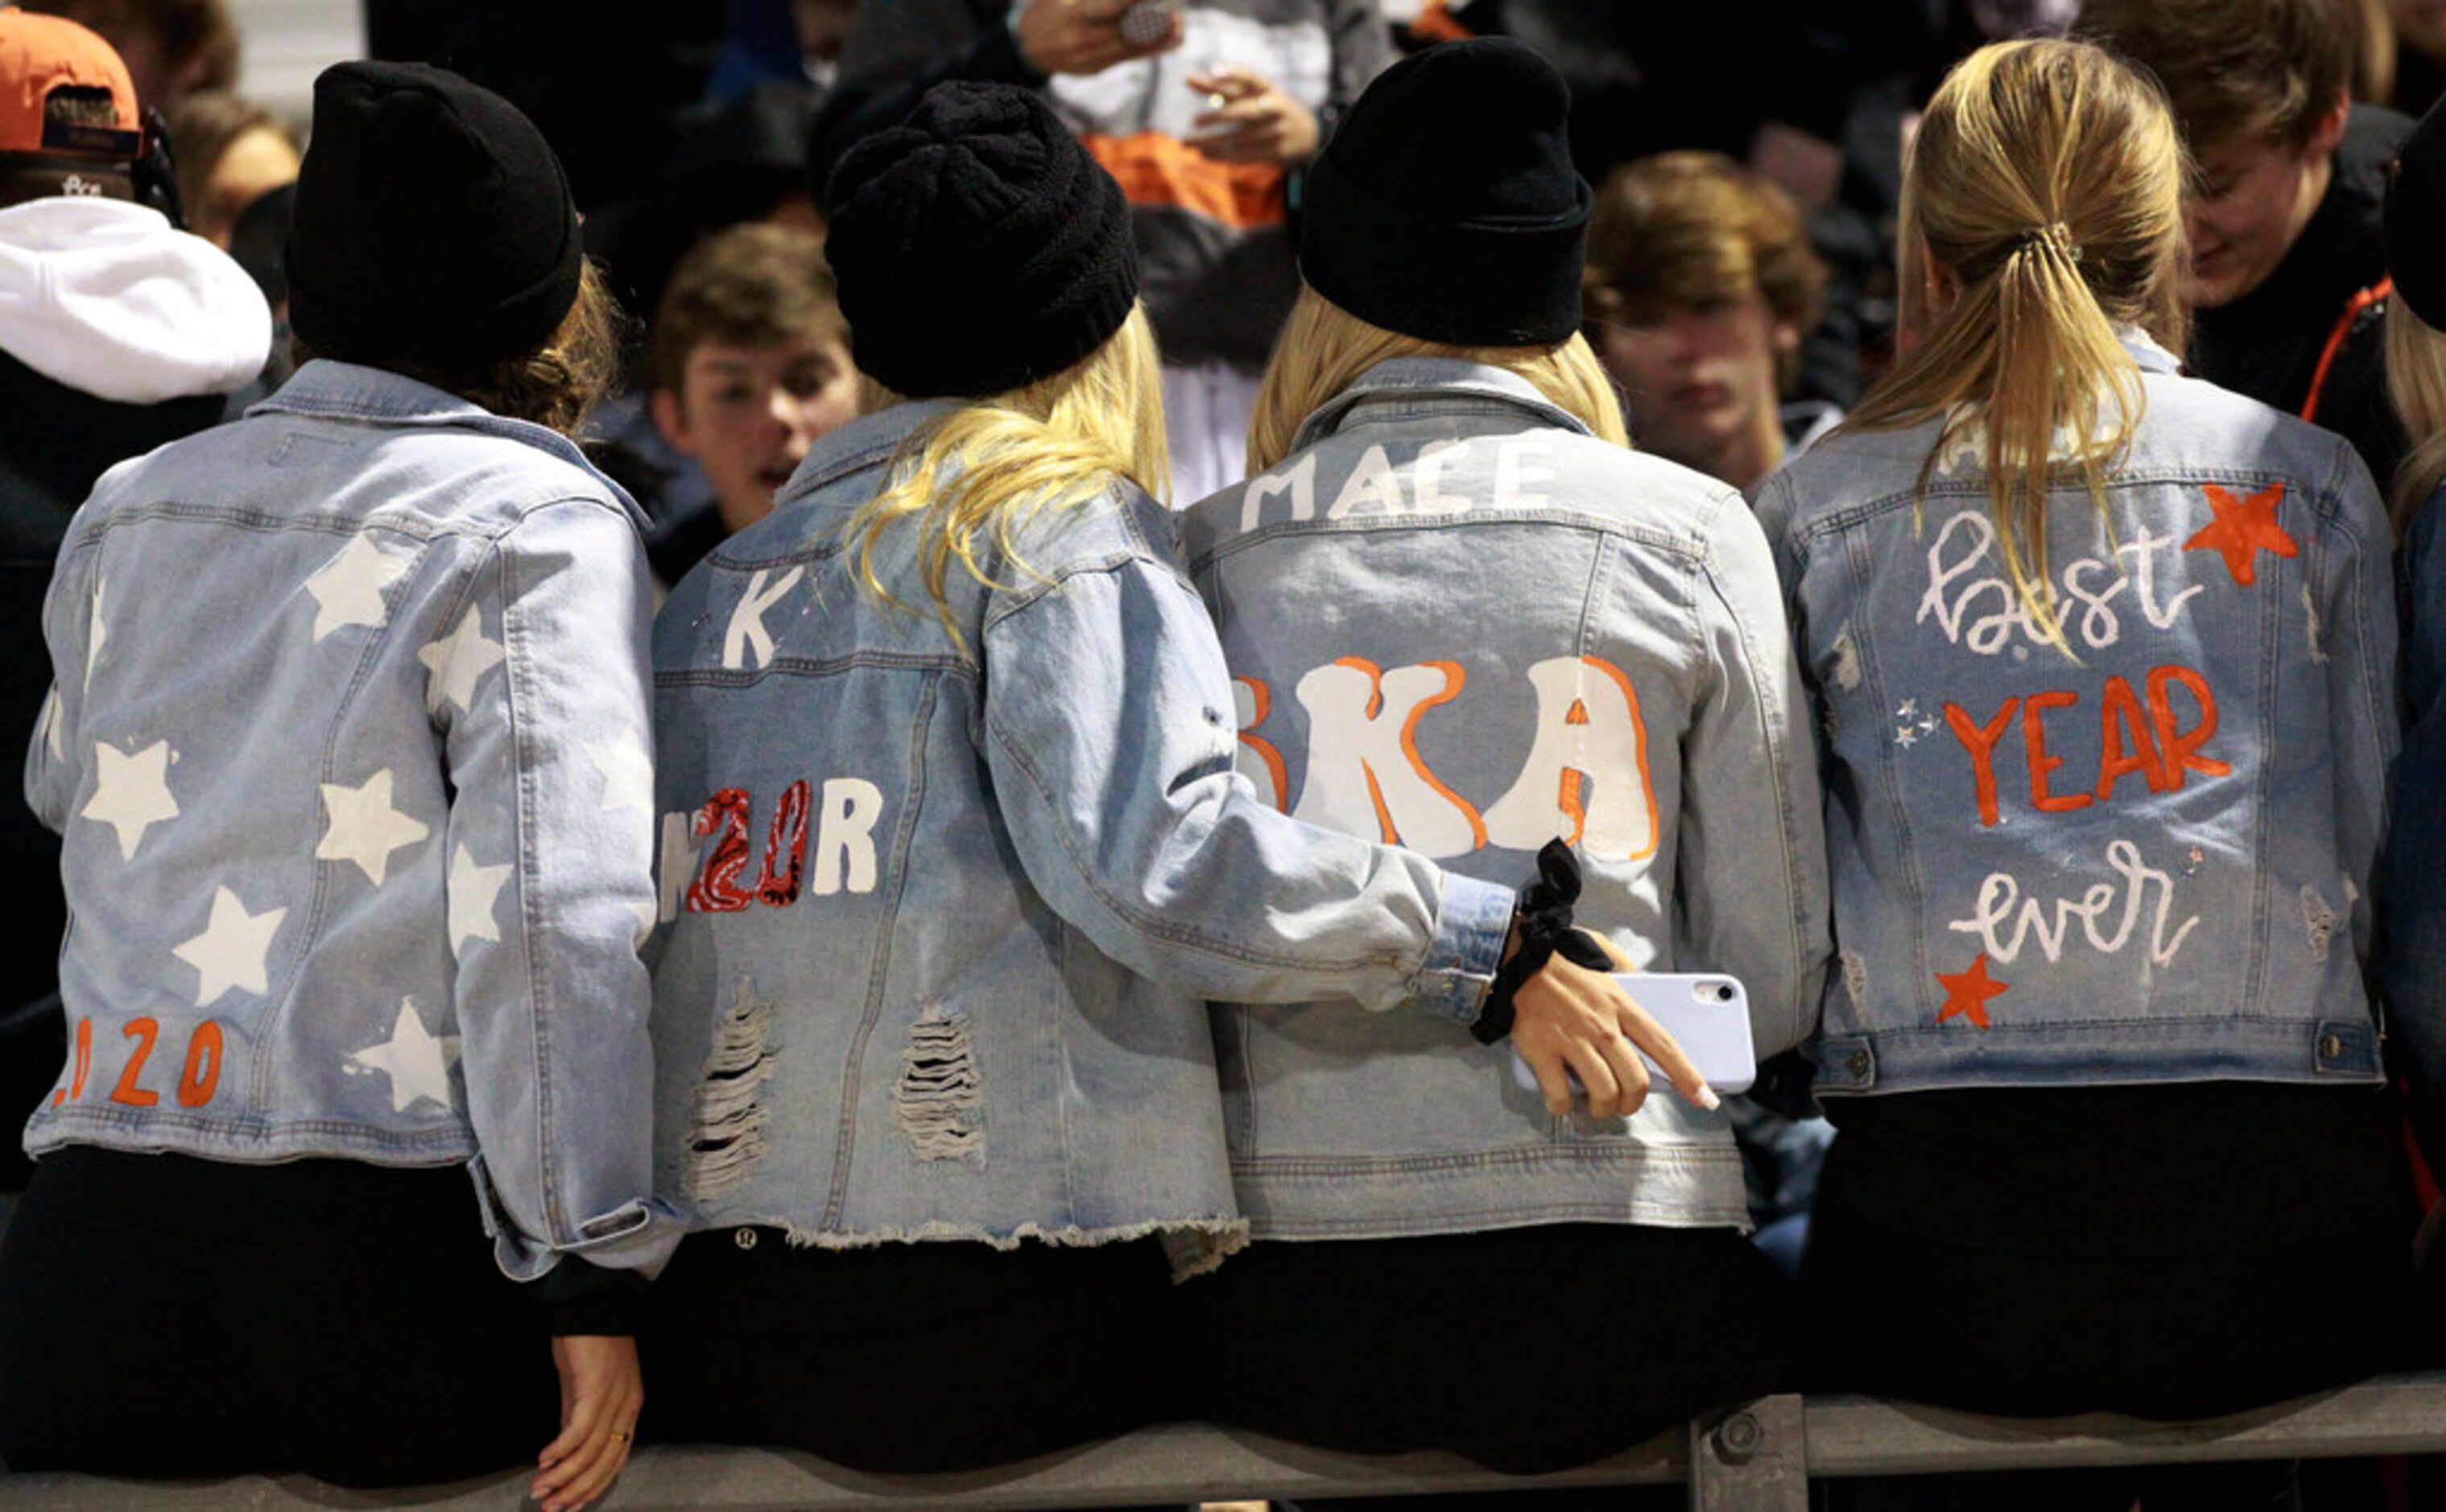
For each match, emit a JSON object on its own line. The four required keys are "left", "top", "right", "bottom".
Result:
{"left": 1410, "top": 873, "right": 1513, "bottom": 1025}
{"left": 528, "top": 1255, "right": 647, "bottom": 1338}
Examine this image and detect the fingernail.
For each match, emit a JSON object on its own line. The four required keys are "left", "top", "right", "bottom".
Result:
{"left": 1695, "top": 1085, "right": 1721, "bottom": 1111}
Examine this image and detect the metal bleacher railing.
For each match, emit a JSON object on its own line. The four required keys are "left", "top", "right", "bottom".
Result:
{"left": 5, "top": 1375, "right": 2446, "bottom": 1511}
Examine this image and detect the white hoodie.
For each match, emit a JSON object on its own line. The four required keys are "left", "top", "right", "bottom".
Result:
{"left": 0, "top": 196, "right": 271, "bottom": 405}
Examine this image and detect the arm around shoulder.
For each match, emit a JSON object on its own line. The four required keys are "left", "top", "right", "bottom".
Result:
{"left": 980, "top": 534, "right": 1511, "bottom": 1019}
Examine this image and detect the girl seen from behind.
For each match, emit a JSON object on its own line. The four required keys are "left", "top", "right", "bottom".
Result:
{"left": 0, "top": 63, "right": 666, "bottom": 1512}
{"left": 637, "top": 81, "right": 1704, "bottom": 1472}
{"left": 1756, "top": 39, "right": 2411, "bottom": 1510}
{"left": 1175, "top": 39, "right": 1828, "bottom": 1474}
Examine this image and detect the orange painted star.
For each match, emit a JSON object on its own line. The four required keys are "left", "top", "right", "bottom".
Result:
{"left": 1936, "top": 952, "right": 2009, "bottom": 1028}
{"left": 2184, "top": 481, "right": 2297, "bottom": 587}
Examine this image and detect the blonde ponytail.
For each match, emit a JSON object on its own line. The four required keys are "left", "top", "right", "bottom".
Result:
{"left": 1247, "top": 287, "right": 1629, "bottom": 477}
{"left": 845, "top": 304, "right": 1169, "bottom": 649}
{"left": 1849, "top": 39, "right": 2188, "bottom": 651}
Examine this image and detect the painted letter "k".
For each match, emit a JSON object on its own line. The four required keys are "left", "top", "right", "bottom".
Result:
{"left": 723, "top": 567, "right": 804, "bottom": 671}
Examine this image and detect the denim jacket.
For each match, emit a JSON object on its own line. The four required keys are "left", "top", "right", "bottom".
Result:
{"left": 644, "top": 402, "right": 1512, "bottom": 1256}
{"left": 23, "top": 360, "right": 674, "bottom": 1281}
{"left": 1178, "top": 360, "right": 1831, "bottom": 1237}
{"left": 2383, "top": 490, "right": 2446, "bottom": 1161}
{"left": 1754, "top": 335, "right": 2398, "bottom": 1097}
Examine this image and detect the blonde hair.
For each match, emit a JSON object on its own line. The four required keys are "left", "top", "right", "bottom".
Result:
{"left": 845, "top": 304, "right": 1169, "bottom": 647}
{"left": 2387, "top": 299, "right": 2446, "bottom": 531}
{"left": 1850, "top": 39, "right": 2188, "bottom": 648}
{"left": 1248, "top": 287, "right": 1629, "bottom": 475}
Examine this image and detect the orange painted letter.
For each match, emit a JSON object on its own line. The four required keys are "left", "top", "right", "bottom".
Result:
{"left": 2146, "top": 665, "right": 2233, "bottom": 787}
{"left": 2095, "top": 675, "right": 2171, "bottom": 801}
{"left": 177, "top": 1021, "right": 223, "bottom": 1108}
{"left": 2021, "top": 689, "right": 2091, "bottom": 814}
{"left": 52, "top": 1017, "right": 91, "bottom": 1105}
{"left": 110, "top": 1018, "right": 160, "bottom": 1107}
{"left": 1945, "top": 697, "right": 2021, "bottom": 827}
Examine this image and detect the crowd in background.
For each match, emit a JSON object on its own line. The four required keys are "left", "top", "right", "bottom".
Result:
{"left": 14, "top": 1, "right": 2446, "bottom": 1510}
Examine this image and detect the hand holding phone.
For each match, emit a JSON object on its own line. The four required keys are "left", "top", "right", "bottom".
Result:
{"left": 1510, "top": 973, "right": 1755, "bottom": 1107}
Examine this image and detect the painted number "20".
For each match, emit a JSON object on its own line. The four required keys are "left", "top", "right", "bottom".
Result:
{"left": 52, "top": 1017, "right": 224, "bottom": 1109}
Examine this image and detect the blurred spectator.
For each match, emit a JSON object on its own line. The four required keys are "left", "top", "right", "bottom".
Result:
{"left": 2397, "top": 0, "right": 2446, "bottom": 114}
{"left": 816, "top": 0, "right": 1391, "bottom": 502}
{"left": 362, "top": 0, "right": 728, "bottom": 217}
{"left": 2080, "top": 0, "right": 2411, "bottom": 487}
{"left": 20, "top": 0, "right": 235, "bottom": 109}
{"left": 638, "top": 224, "right": 855, "bottom": 582}
{"left": 584, "top": 81, "right": 822, "bottom": 324}
{"left": 163, "top": 89, "right": 298, "bottom": 249}
{"left": 0, "top": 10, "right": 269, "bottom": 1188}
{"left": 1585, "top": 152, "right": 1837, "bottom": 492}
{"left": 709, "top": 0, "right": 858, "bottom": 101}
{"left": 1428, "top": 0, "right": 1932, "bottom": 213}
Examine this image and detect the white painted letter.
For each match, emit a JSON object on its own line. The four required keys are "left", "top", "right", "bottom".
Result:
{"left": 812, "top": 778, "right": 883, "bottom": 895}
{"left": 723, "top": 567, "right": 804, "bottom": 671}
{"left": 1482, "top": 656, "right": 1658, "bottom": 861}
{"left": 1291, "top": 659, "right": 1485, "bottom": 857}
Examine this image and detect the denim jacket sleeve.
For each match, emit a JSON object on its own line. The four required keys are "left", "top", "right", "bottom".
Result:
{"left": 979, "top": 519, "right": 1513, "bottom": 1021}
{"left": 2317, "top": 439, "right": 2399, "bottom": 971}
{"left": 440, "top": 500, "right": 674, "bottom": 1281}
{"left": 24, "top": 533, "right": 97, "bottom": 835}
{"left": 1679, "top": 493, "right": 1832, "bottom": 1057}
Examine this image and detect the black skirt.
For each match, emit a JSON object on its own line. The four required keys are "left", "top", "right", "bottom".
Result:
{"left": 1806, "top": 1080, "right": 2419, "bottom": 1420}
{"left": 0, "top": 1145, "right": 560, "bottom": 1485}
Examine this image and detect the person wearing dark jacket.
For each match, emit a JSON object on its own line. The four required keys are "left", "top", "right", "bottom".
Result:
{"left": 812, "top": 0, "right": 1390, "bottom": 502}
{"left": 0, "top": 10, "right": 268, "bottom": 1189}
{"left": 2081, "top": 0, "right": 2411, "bottom": 490}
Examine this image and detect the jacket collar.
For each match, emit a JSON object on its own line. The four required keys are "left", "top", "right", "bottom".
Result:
{"left": 2120, "top": 327, "right": 2181, "bottom": 376}
{"left": 250, "top": 359, "right": 650, "bottom": 530}
{"left": 774, "top": 399, "right": 965, "bottom": 509}
{"left": 1290, "top": 358, "right": 1595, "bottom": 453}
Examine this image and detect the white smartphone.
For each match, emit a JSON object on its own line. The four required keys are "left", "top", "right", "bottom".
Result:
{"left": 1509, "top": 972, "right": 1756, "bottom": 1099}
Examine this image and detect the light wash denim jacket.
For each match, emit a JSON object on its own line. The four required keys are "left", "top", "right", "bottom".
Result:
{"left": 23, "top": 360, "right": 674, "bottom": 1281}
{"left": 1178, "top": 359, "right": 1832, "bottom": 1237}
{"left": 645, "top": 401, "right": 1514, "bottom": 1255}
{"left": 1754, "top": 336, "right": 2399, "bottom": 1097}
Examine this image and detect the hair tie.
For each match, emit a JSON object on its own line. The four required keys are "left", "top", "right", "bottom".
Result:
{"left": 1469, "top": 840, "right": 1613, "bottom": 1045}
{"left": 2018, "top": 221, "right": 2082, "bottom": 262}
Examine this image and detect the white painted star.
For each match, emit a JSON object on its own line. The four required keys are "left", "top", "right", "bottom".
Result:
{"left": 347, "top": 998, "right": 460, "bottom": 1113}
{"left": 417, "top": 607, "right": 506, "bottom": 715}
{"left": 171, "top": 886, "right": 288, "bottom": 1006}
{"left": 81, "top": 738, "right": 180, "bottom": 860}
{"left": 35, "top": 687, "right": 63, "bottom": 762}
{"left": 1894, "top": 725, "right": 1920, "bottom": 749}
{"left": 304, "top": 535, "right": 409, "bottom": 641}
{"left": 586, "top": 731, "right": 654, "bottom": 814}
{"left": 447, "top": 844, "right": 512, "bottom": 956}
{"left": 84, "top": 576, "right": 106, "bottom": 692}
{"left": 316, "top": 768, "right": 432, "bottom": 886}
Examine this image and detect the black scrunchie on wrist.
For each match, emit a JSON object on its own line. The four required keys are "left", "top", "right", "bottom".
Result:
{"left": 1470, "top": 839, "right": 1613, "bottom": 1044}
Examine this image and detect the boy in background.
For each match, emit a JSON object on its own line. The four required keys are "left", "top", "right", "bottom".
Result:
{"left": 644, "top": 223, "right": 857, "bottom": 580}
{"left": 1583, "top": 151, "right": 1836, "bottom": 495}
{"left": 2081, "top": 0, "right": 2411, "bottom": 486}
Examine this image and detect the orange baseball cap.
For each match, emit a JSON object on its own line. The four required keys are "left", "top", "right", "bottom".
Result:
{"left": 0, "top": 10, "right": 139, "bottom": 159}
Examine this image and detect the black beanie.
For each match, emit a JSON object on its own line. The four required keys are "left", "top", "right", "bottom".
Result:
{"left": 287, "top": 61, "right": 583, "bottom": 370}
{"left": 824, "top": 81, "right": 1137, "bottom": 399}
{"left": 2390, "top": 94, "right": 2446, "bottom": 329}
{"left": 1299, "top": 39, "right": 1590, "bottom": 348}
